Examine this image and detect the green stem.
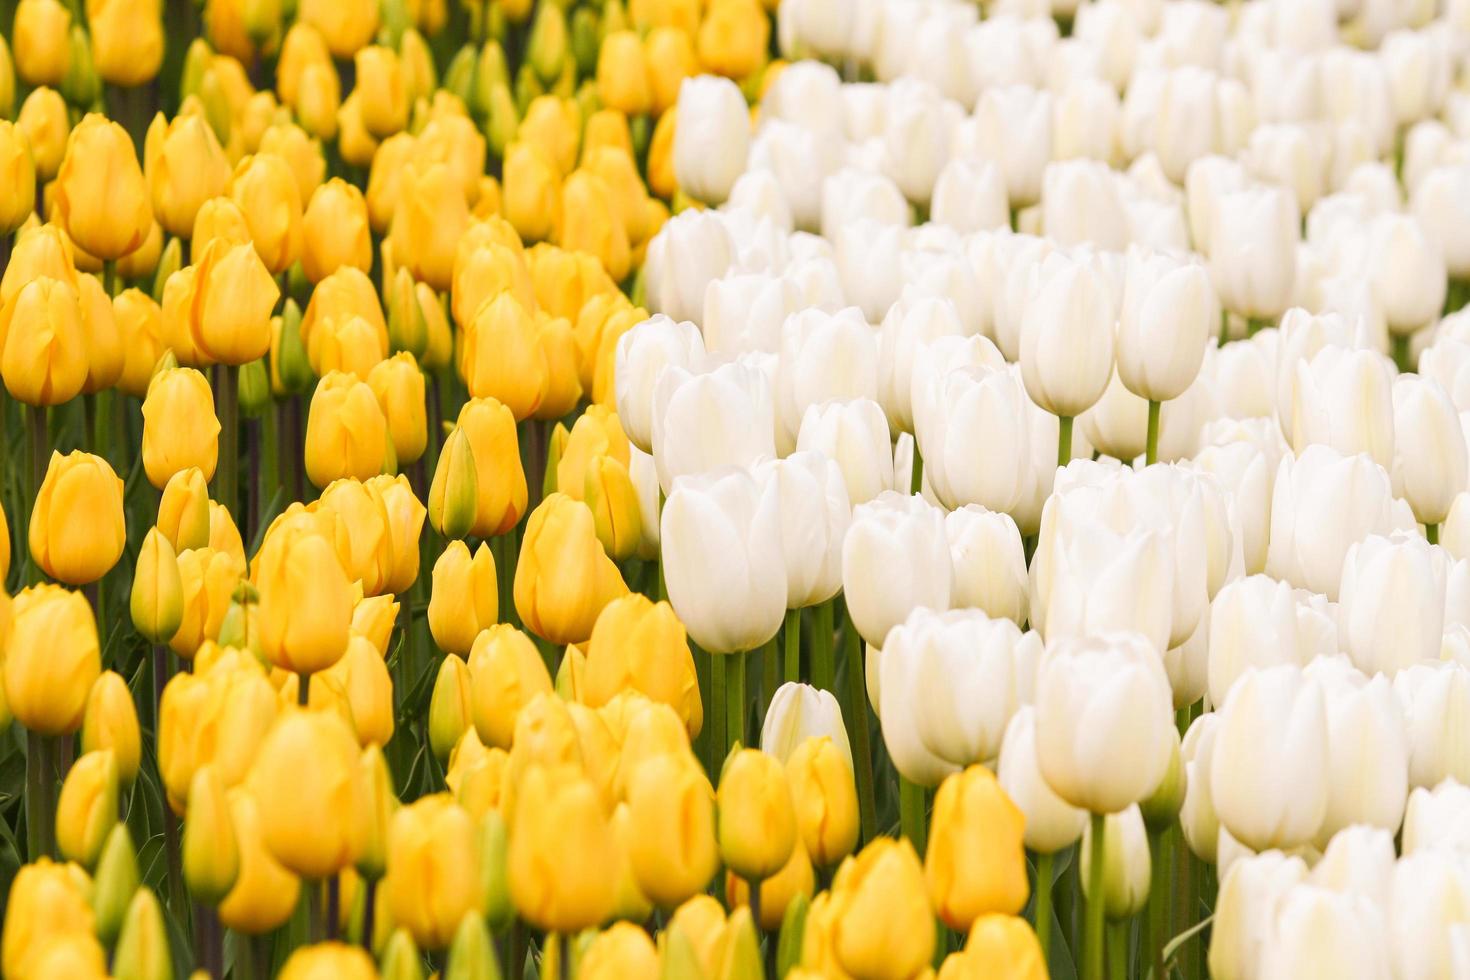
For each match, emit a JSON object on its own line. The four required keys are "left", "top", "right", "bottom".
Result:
{"left": 910, "top": 445, "right": 923, "bottom": 496}
{"left": 1085, "top": 813, "right": 1107, "bottom": 980}
{"left": 1057, "top": 415, "right": 1073, "bottom": 468}
{"left": 1108, "top": 920, "right": 1128, "bottom": 980}
{"left": 1428, "top": 523, "right": 1440, "bottom": 545}
{"left": 28, "top": 404, "right": 46, "bottom": 585}
{"left": 728, "top": 649, "right": 747, "bottom": 752}
{"left": 24, "top": 730, "right": 53, "bottom": 861}
{"left": 1145, "top": 400, "right": 1161, "bottom": 467}
{"left": 761, "top": 637, "right": 779, "bottom": 718}
{"left": 899, "top": 776, "right": 926, "bottom": 855}
{"left": 812, "top": 599, "right": 835, "bottom": 693}
{"left": 102, "top": 259, "right": 117, "bottom": 298}
{"left": 745, "top": 876, "right": 762, "bottom": 943}
{"left": 656, "top": 488, "right": 667, "bottom": 603}
{"left": 214, "top": 364, "right": 239, "bottom": 519}
{"left": 1391, "top": 331, "right": 1412, "bottom": 374}
{"left": 710, "top": 652, "right": 726, "bottom": 775}
{"left": 1147, "top": 829, "right": 1169, "bottom": 980}
{"left": 1035, "top": 850, "right": 1055, "bottom": 970}
{"left": 842, "top": 604, "right": 876, "bottom": 844}
{"left": 782, "top": 607, "right": 800, "bottom": 684}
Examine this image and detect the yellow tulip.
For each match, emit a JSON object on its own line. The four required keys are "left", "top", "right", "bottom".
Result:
{"left": 257, "top": 122, "right": 327, "bottom": 206}
{"left": 508, "top": 763, "right": 618, "bottom": 932}
{"left": 520, "top": 96, "right": 580, "bottom": 176}
{"left": 299, "top": 265, "right": 385, "bottom": 349}
{"left": 625, "top": 752, "right": 718, "bottom": 908}
{"left": 938, "top": 915, "right": 1049, "bottom": 980}
{"left": 450, "top": 239, "right": 534, "bottom": 332}
{"left": 230, "top": 152, "right": 304, "bottom": 275}
{"left": 301, "top": 178, "right": 372, "bottom": 284}
{"left": 426, "top": 540, "right": 497, "bottom": 657}
{"left": 366, "top": 353, "right": 427, "bottom": 467}
{"left": 384, "top": 795, "right": 481, "bottom": 950}
{"left": 275, "top": 23, "right": 331, "bottom": 109}
{"left": 716, "top": 748, "right": 797, "bottom": 882}
{"left": 115, "top": 218, "right": 164, "bottom": 282}
{"left": 306, "top": 312, "right": 388, "bottom": 380}
{"left": 727, "top": 836, "right": 816, "bottom": 932}
{"left": 218, "top": 788, "right": 302, "bottom": 934}
{"left": 502, "top": 141, "right": 562, "bottom": 244}
{"left": 418, "top": 114, "right": 487, "bottom": 207}
{"left": 4, "top": 585, "right": 99, "bottom": 735}
{"left": 697, "top": 0, "right": 769, "bottom": 80}
{"left": 369, "top": 473, "right": 426, "bottom": 596}
{"left": 468, "top": 624, "right": 551, "bottom": 749}
{"left": 663, "top": 894, "right": 727, "bottom": 977}
{"left": 829, "top": 838, "right": 936, "bottom": 980}
{"left": 246, "top": 708, "right": 368, "bottom": 878}
{"left": 74, "top": 273, "right": 122, "bottom": 395}
{"left": 29, "top": 450, "right": 125, "bottom": 585}
{"left": 317, "top": 478, "right": 396, "bottom": 597}
{"left": 560, "top": 170, "right": 631, "bottom": 283}
{"left": 355, "top": 45, "right": 408, "bottom": 139}
{"left": 648, "top": 108, "right": 678, "bottom": 200}
{"left": 81, "top": 671, "right": 141, "bottom": 787}
{"left": 255, "top": 520, "right": 354, "bottom": 676}
{"left": 515, "top": 493, "right": 628, "bottom": 646}
{"left": 143, "top": 112, "right": 232, "bottom": 239}
{"left": 582, "top": 922, "right": 660, "bottom": 979}
{"left": 187, "top": 238, "right": 280, "bottom": 365}
{"left": 926, "top": 765, "right": 1030, "bottom": 931}
{"left": 0, "top": 122, "right": 35, "bottom": 236}
{"left": 1, "top": 859, "right": 96, "bottom": 980}
{"left": 16, "top": 87, "right": 69, "bottom": 182}
{"left": 1, "top": 276, "right": 87, "bottom": 407}
{"left": 348, "top": 592, "right": 398, "bottom": 657}
{"left": 278, "top": 943, "right": 379, "bottom": 980}
{"left": 645, "top": 27, "right": 698, "bottom": 116}
{"left": 304, "top": 371, "right": 391, "bottom": 488}
{"left": 171, "top": 546, "right": 244, "bottom": 658}
{"left": 786, "top": 735, "right": 859, "bottom": 869}
{"left": 582, "top": 594, "right": 700, "bottom": 735}
{"left": 142, "top": 366, "right": 220, "bottom": 488}
{"left": 131, "top": 527, "right": 184, "bottom": 647}
{"left": 0, "top": 224, "right": 77, "bottom": 313}
{"left": 183, "top": 764, "right": 241, "bottom": 904}
{"left": 321, "top": 637, "right": 394, "bottom": 747}
{"left": 113, "top": 289, "right": 167, "bottom": 398}
{"left": 296, "top": 0, "right": 377, "bottom": 58}
{"left": 629, "top": 0, "right": 699, "bottom": 34}
{"left": 55, "top": 748, "right": 118, "bottom": 869}
{"left": 388, "top": 161, "right": 469, "bottom": 293}
{"left": 428, "top": 654, "right": 474, "bottom": 763}
{"left": 456, "top": 397, "right": 528, "bottom": 538}
{"left": 54, "top": 114, "right": 152, "bottom": 262}
{"left": 460, "top": 291, "right": 544, "bottom": 418}
{"left": 12, "top": 0, "right": 70, "bottom": 87}
{"left": 158, "top": 467, "right": 211, "bottom": 553}
{"left": 365, "top": 131, "right": 418, "bottom": 233}
{"left": 597, "top": 31, "right": 651, "bottom": 117}
{"left": 189, "top": 196, "right": 252, "bottom": 265}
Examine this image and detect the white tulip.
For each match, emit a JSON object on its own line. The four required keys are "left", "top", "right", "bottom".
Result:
{"left": 1411, "top": 164, "right": 1470, "bottom": 279}
{"left": 1339, "top": 532, "right": 1448, "bottom": 676}
{"left": 1318, "top": 49, "right": 1395, "bottom": 159}
{"left": 1309, "top": 825, "right": 1395, "bottom": 913}
{"left": 761, "top": 682, "right": 852, "bottom": 765}
{"left": 1034, "top": 631, "right": 1175, "bottom": 814}
{"left": 661, "top": 466, "right": 787, "bottom": 654}
{"left": 1402, "top": 779, "right": 1470, "bottom": 855}
{"left": 753, "top": 451, "right": 849, "bottom": 611}
{"left": 746, "top": 122, "right": 832, "bottom": 233}
{"left": 652, "top": 360, "right": 776, "bottom": 495}
{"left": 881, "top": 79, "right": 953, "bottom": 206}
{"left": 930, "top": 159, "right": 1008, "bottom": 234}
{"left": 673, "top": 76, "right": 750, "bottom": 205}
{"left": 1380, "top": 27, "right": 1452, "bottom": 126}
{"left": 1392, "top": 375, "right": 1467, "bottom": 528}
{"left": 1210, "top": 664, "right": 1330, "bottom": 851}
{"left": 1390, "top": 852, "right": 1470, "bottom": 980}
{"left": 796, "top": 398, "right": 897, "bottom": 509}
{"left": 1288, "top": 344, "right": 1396, "bottom": 470}
{"left": 842, "top": 491, "right": 952, "bottom": 649}
{"left": 983, "top": 232, "right": 1055, "bottom": 361}
{"left": 1273, "top": 308, "right": 1368, "bottom": 442}
{"left": 917, "top": 365, "right": 1032, "bottom": 515}
{"left": 1241, "top": 123, "right": 1328, "bottom": 215}
{"left": 1153, "top": 66, "right": 1220, "bottom": 184}
{"left": 726, "top": 171, "right": 795, "bottom": 233}
{"left": 1116, "top": 248, "right": 1216, "bottom": 404}
{"left": 1155, "top": 1, "right": 1229, "bottom": 70}
{"left": 702, "top": 273, "right": 801, "bottom": 356}
{"left": 1019, "top": 252, "right": 1117, "bottom": 419}
{"left": 775, "top": 308, "right": 879, "bottom": 455}
{"left": 1037, "top": 509, "right": 1174, "bottom": 654}
{"left": 1394, "top": 662, "right": 1470, "bottom": 791}
{"left": 1209, "top": 184, "right": 1300, "bottom": 322}
{"left": 1265, "top": 445, "right": 1408, "bottom": 601}
{"left": 1367, "top": 212, "right": 1448, "bottom": 336}
{"left": 998, "top": 706, "right": 1088, "bottom": 853}
{"left": 969, "top": 85, "right": 1053, "bottom": 207}
{"left": 1209, "top": 850, "right": 1310, "bottom": 980}
{"left": 1080, "top": 804, "right": 1151, "bottom": 920}
{"left": 946, "top": 506, "right": 1028, "bottom": 626}
{"left": 614, "top": 314, "right": 707, "bottom": 454}
{"left": 1053, "top": 77, "right": 1121, "bottom": 163}
{"left": 1040, "top": 160, "right": 1128, "bottom": 251}
{"left": 1207, "top": 575, "right": 1307, "bottom": 709}
{"left": 820, "top": 168, "right": 909, "bottom": 240}
{"left": 834, "top": 219, "right": 905, "bottom": 324}
{"left": 875, "top": 296, "right": 967, "bottom": 437}
{"left": 1192, "top": 425, "right": 1280, "bottom": 575}
{"left": 1185, "top": 154, "right": 1248, "bottom": 255}
{"left": 643, "top": 211, "right": 736, "bottom": 326}
{"left": 1258, "top": 885, "right": 1393, "bottom": 980}
{"left": 1179, "top": 711, "right": 1221, "bottom": 862}
{"left": 1305, "top": 655, "right": 1409, "bottom": 844}
{"left": 908, "top": 333, "right": 1007, "bottom": 441}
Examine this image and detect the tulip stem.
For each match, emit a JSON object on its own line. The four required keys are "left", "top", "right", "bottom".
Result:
{"left": 1147, "top": 828, "right": 1169, "bottom": 980}
{"left": 745, "top": 876, "right": 763, "bottom": 944}
{"left": 215, "top": 364, "right": 239, "bottom": 521}
{"left": 842, "top": 604, "right": 877, "bottom": 845}
{"left": 1057, "top": 415, "right": 1074, "bottom": 469}
{"left": 1085, "top": 812, "right": 1106, "bottom": 980}
{"left": 361, "top": 878, "right": 376, "bottom": 952}
{"left": 762, "top": 638, "right": 779, "bottom": 718}
{"left": 783, "top": 607, "right": 801, "bottom": 684}
{"left": 1107, "top": 920, "right": 1128, "bottom": 980}
{"left": 298, "top": 672, "right": 310, "bottom": 707}
{"left": 1428, "top": 523, "right": 1441, "bottom": 545}
{"left": 728, "top": 650, "right": 747, "bottom": 751}
{"left": 1145, "top": 400, "right": 1161, "bottom": 467}
{"left": 24, "top": 729, "right": 54, "bottom": 861}
{"left": 898, "top": 776, "right": 926, "bottom": 854}
{"left": 1034, "top": 850, "right": 1054, "bottom": 969}
{"left": 326, "top": 875, "right": 340, "bottom": 941}
{"left": 811, "top": 600, "right": 834, "bottom": 693}
{"left": 102, "top": 260, "right": 117, "bottom": 298}
{"left": 710, "top": 652, "right": 726, "bottom": 774}
{"left": 27, "top": 403, "right": 46, "bottom": 584}
{"left": 1391, "top": 331, "right": 1412, "bottom": 374}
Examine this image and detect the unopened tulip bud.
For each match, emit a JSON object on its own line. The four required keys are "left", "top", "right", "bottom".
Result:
{"left": 55, "top": 115, "right": 152, "bottom": 262}
{"left": 478, "top": 809, "right": 513, "bottom": 931}
{"left": 82, "top": 672, "right": 141, "bottom": 788}
{"left": 429, "top": 655, "right": 474, "bottom": 764}
{"left": 278, "top": 942, "right": 379, "bottom": 980}
{"left": 428, "top": 428, "right": 479, "bottom": 541}
{"left": 717, "top": 748, "right": 797, "bottom": 883}
{"left": 6, "top": 584, "right": 100, "bottom": 735}
{"left": 56, "top": 748, "right": 119, "bottom": 868}
{"left": 443, "top": 911, "right": 498, "bottom": 980}
{"left": 183, "top": 765, "right": 240, "bottom": 905}
{"left": 142, "top": 366, "right": 219, "bottom": 488}
{"left": 0, "top": 122, "right": 35, "bottom": 236}
{"left": 428, "top": 541, "right": 498, "bottom": 657}
{"left": 1139, "top": 733, "right": 1186, "bottom": 832}
{"left": 13, "top": 0, "right": 70, "bottom": 87}
{"left": 131, "top": 528, "right": 184, "bottom": 648}
{"left": 112, "top": 889, "right": 172, "bottom": 980}
{"left": 30, "top": 450, "right": 126, "bottom": 585}
{"left": 380, "top": 930, "right": 425, "bottom": 980}
{"left": 92, "top": 825, "right": 139, "bottom": 947}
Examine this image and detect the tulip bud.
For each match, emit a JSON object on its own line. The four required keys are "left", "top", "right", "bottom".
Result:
{"left": 784, "top": 736, "right": 858, "bottom": 869}
{"left": 183, "top": 765, "right": 240, "bottom": 905}
{"left": 300, "top": 179, "right": 372, "bottom": 285}
{"left": 0, "top": 122, "right": 35, "bottom": 236}
{"left": 515, "top": 493, "right": 630, "bottom": 646}
{"left": 716, "top": 748, "right": 797, "bottom": 883}
{"left": 55, "top": 114, "right": 152, "bottom": 263}
{"left": 507, "top": 763, "right": 619, "bottom": 932}
{"left": 92, "top": 825, "right": 139, "bottom": 947}
{"left": 0, "top": 276, "right": 88, "bottom": 408}
{"left": 6, "top": 584, "right": 100, "bottom": 735}
{"left": 1, "top": 858, "right": 98, "bottom": 978}
{"left": 1139, "top": 734, "right": 1186, "bottom": 831}
{"left": 428, "top": 541, "right": 498, "bottom": 658}
{"left": 355, "top": 745, "right": 395, "bottom": 883}
{"left": 475, "top": 808, "right": 513, "bottom": 932}
{"left": 112, "top": 889, "right": 172, "bottom": 980}
{"left": 142, "top": 366, "right": 220, "bottom": 489}
{"left": 527, "top": 0, "right": 567, "bottom": 84}
{"left": 380, "top": 929, "right": 425, "bottom": 980}
{"left": 81, "top": 672, "right": 141, "bottom": 788}
{"left": 278, "top": 943, "right": 380, "bottom": 979}
{"left": 1079, "top": 805, "right": 1151, "bottom": 922}
{"left": 427, "top": 429, "right": 479, "bottom": 543}
{"left": 429, "top": 655, "right": 475, "bottom": 764}
{"left": 829, "top": 837, "right": 935, "bottom": 980}
{"left": 55, "top": 748, "right": 119, "bottom": 869}
{"left": 443, "top": 911, "right": 499, "bottom": 980}
{"left": 255, "top": 521, "right": 354, "bottom": 676}
{"left": 13, "top": 0, "right": 71, "bottom": 87}
{"left": 502, "top": 142, "right": 562, "bottom": 244}
{"left": 130, "top": 528, "right": 185, "bottom": 648}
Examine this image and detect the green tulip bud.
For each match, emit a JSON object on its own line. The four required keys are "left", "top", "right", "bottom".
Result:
{"left": 151, "top": 235, "right": 182, "bottom": 305}
{"left": 180, "top": 37, "right": 213, "bottom": 102}
{"left": 380, "top": 928, "right": 426, "bottom": 980}
{"left": 198, "top": 68, "right": 233, "bottom": 148}
{"left": 514, "top": 63, "right": 543, "bottom": 117}
{"left": 570, "top": 7, "right": 600, "bottom": 77}
{"left": 527, "top": 2, "right": 567, "bottom": 86}
{"left": 182, "top": 765, "right": 240, "bottom": 906}
{"left": 238, "top": 358, "right": 271, "bottom": 418}
{"left": 478, "top": 810, "right": 513, "bottom": 933}
{"left": 444, "top": 44, "right": 477, "bottom": 108}
{"left": 0, "top": 36, "right": 16, "bottom": 119}
{"left": 428, "top": 655, "right": 473, "bottom": 764}
{"left": 357, "top": 744, "right": 395, "bottom": 881}
{"left": 61, "top": 26, "right": 98, "bottom": 109}
{"left": 1139, "top": 733, "right": 1186, "bottom": 832}
{"left": 485, "top": 83, "right": 519, "bottom": 159}
{"left": 387, "top": 266, "right": 428, "bottom": 357}
{"left": 428, "top": 426, "right": 479, "bottom": 541}
{"left": 659, "top": 921, "right": 704, "bottom": 980}
{"left": 777, "top": 891, "right": 809, "bottom": 980}
{"left": 478, "top": 40, "right": 509, "bottom": 93}
{"left": 93, "top": 824, "right": 140, "bottom": 947}
{"left": 444, "top": 911, "right": 501, "bottom": 980}
{"left": 717, "top": 908, "right": 763, "bottom": 980}
{"left": 112, "top": 889, "right": 172, "bottom": 980}
{"left": 275, "top": 298, "right": 314, "bottom": 394}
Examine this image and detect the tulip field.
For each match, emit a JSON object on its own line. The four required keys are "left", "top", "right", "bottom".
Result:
{"left": 5, "top": 0, "right": 1470, "bottom": 977}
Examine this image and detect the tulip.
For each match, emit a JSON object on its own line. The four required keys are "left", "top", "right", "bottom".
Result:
{"left": 466, "top": 625, "right": 550, "bottom": 751}
{"left": 761, "top": 683, "right": 849, "bottom": 761}
{"left": 717, "top": 748, "right": 797, "bottom": 883}
{"left": 1209, "top": 184, "right": 1299, "bottom": 322}
{"left": 1, "top": 858, "right": 97, "bottom": 979}
{"left": 0, "top": 122, "right": 34, "bottom": 236}
{"left": 508, "top": 763, "right": 618, "bottom": 932}
{"left": 642, "top": 210, "right": 736, "bottom": 326}
{"left": 1259, "top": 885, "right": 1393, "bottom": 979}
{"left": 304, "top": 372, "right": 391, "bottom": 488}
{"left": 278, "top": 943, "right": 379, "bottom": 980}
{"left": 80, "top": 672, "right": 140, "bottom": 789}
{"left": 54, "top": 114, "right": 152, "bottom": 262}
{"left": 1, "top": 276, "right": 88, "bottom": 408}
{"left": 320, "top": 637, "right": 394, "bottom": 747}
{"left": 673, "top": 75, "right": 748, "bottom": 205}
{"left": 1265, "top": 445, "right": 1410, "bottom": 601}
{"left": 141, "top": 366, "right": 219, "bottom": 488}
{"left": 502, "top": 142, "right": 562, "bottom": 245}
{"left": 1079, "top": 804, "right": 1151, "bottom": 920}
{"left": 1041, "top": 160, "right": 1128, "bottom": 252}
{"left": 582, "top": 594, "right": 701, "bottom": 735}
{"left": 300, "top": 178, "right": 372, "bottom": 283}
{"left": 171, "top": 546, "right": 243, "bottom": 658}
{"left": 825, "top": 837, "right": 934, "bottom": 980}
{"left": 1019, "top": 253, "right": 1116, "bottom": 428}
{"left": 1177, "top": 713, "right": 1220, "bottom": 863}
{"left": 455, "top": 398, "right": 528, "bottom": 538}
{"left": 515, "top": 493, "right": 629, "bottom": 646}
{"left": 1116, "top": 249, "right": 1216, "bottom": 419}
{"left": 662, "top": 466, "right": 786, "bottom": 655}
{"left": 27, "top": 450, "right": 124, "bottom": 586}
{"left": 1392, "top": 375, "right": 1467, "bottom": 531}
{"left": 389, "top": 163, "right": 468, "bottom": 293}
{"left": 918, "top": 365, "right": 1032, "bottom": 515}
{"left": 625, "top": 753, "right": 719, "bottom": 909}
{"left": 55, "top": 748, "right": 117, "bottom": 869}
{"left": 143, "top": 112, "right": 231, "bottom": 239}
{"left": 182, "top": 765, "right": 240, "bottom": 905}
{"left": 613, "top": 314, "right": 707, "bottom": 454}
{"left": 16, "top": 87, "right": 68, "bottom": 183}
{"left": 1307, "top": 656, "right": 1409, "bottom": 845}
{"left": 110, "top": 889, "right": 169, "bottom": 980}
{"left": 460, "top": 292, "right": 548, "bottom": 419}
{"left": 13, "top": 0, "right": 69, "bottom": 86}
{"left": 1287, "top": 344, "right": 1395, "bottom": 470}
{"left": 428, "top": 656, "right": 473, "bottom": 765}
{"left": 1394, "top": 663, "right": 1470, "bottom": 790}
{"left": 427, "top": 428, "right": 477, "bottom": 542}
{"left": 6, "top": 584, "right": 98, "bottom": 735}
{"left": 1340, "top": 533, "right": 1449, "bottom": 676}
{"left": 381, "top": 796, "right": 479, "bottom": 951}
{"left": 255, "top": 521, "right": 354, "bottom": 677}
{"left": 246, "top": 708, "right": 367, "bottom": 878}
{"left": 924, "top": 765, "right": 1029, "bottom": 932}
{"left": 218, "top": 789, "right": 301, "bottom": 934}
{"left": 582, "top": 922, "right": 660, "bottom": 979}
{"left": 876, "top": 296, "right": 973, "bottom": 436}
{"left": 842, "top": 492, "right": 951, "bottom": 649}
